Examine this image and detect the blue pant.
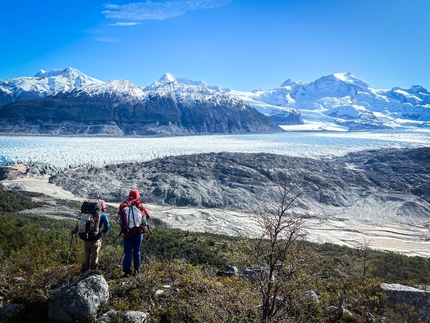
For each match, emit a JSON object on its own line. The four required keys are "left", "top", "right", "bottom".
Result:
{"left": 123, "top": 233, "right": 143, "bottom": 274}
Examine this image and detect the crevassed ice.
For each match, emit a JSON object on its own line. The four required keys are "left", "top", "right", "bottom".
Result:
{"left": 0, "top": 130, "right": 429, "bottom": 170}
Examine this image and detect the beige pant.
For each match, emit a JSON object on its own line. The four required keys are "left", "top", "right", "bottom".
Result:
{"left": 82, "top": 239, "right": 102, "bottom": 271}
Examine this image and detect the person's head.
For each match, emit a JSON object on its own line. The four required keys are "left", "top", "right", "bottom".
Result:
{"left": 128, "top": 189, "right": 140, "bottom": 201}
{"left": 100, "top": 199, "right": 107, "bottom": 212}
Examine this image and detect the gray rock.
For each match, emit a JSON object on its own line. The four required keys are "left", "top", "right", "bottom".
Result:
{"left": 0, "top": 303, "right": 22, "bottom": 321}
{"left": 28, "top": 162, "right": 59, "bottom": 176}
{"left": 217, "top": 265, "right": 239, "bottom": 277}
{"left": 304, "top": 288, "right": 320, "bottom": 304}
{"left": 95, "top": 309, "right": 118, "bottom": 323}
{"left": 240, "top": 265, "right": 270, "bottom": 281}
{"left": 380, "top": 283, "right": 430, "bottom": 323}
{"left": 12, "top": 276, "right": 25, "bottom": 283}
{"left": 95, "top": 309, "right": 148, "bottom": 323}
{"left": 324, "top": 305, "right": 353, "bottom": 317}
{"left": 124, "top": 310, "right": 148, "bottom": 323}
{"left": 324, "top": 305, "right": 340, "bottom": 316}
{"left": 365, "top": 309, "right": 375, "bottom": 323}
{"left": 48, "top": 272, "right": 109, "bottom": 323}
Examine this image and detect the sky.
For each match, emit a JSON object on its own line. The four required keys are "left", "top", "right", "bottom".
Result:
{"left": 0, "top": 0, "right": 429, "bottom": 91}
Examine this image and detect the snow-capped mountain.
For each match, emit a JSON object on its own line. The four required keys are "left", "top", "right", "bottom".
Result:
{"left": 1, "top": 67, "right": 429, "bottom": 132}
{"left": 70, "top": 79, "right": 146, "bottom": 103}
{"left": 0, "top": 69, "right": 281, "bottom": 136}
{"left": 0, "top": 67, "right": 102, "bottom": 106}
{"left": 232, "top": 72, "right": 430, "bottom": 131}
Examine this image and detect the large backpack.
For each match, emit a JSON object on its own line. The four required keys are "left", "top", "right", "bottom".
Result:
{"left": 120, "top": 203, "right": 148, "bottom": 238}
{"left": 78, "top": 199, "right": 102, "bottom": 240}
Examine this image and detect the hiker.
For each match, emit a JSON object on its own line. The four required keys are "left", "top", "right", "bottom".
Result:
{"left": 72, "top": 199, "right": 110, "bottom": 272}
{"left": 118, "top": 189, "right": 151, "bottom": 277}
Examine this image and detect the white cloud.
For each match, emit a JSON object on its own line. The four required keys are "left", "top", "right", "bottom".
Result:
{"left": 95, "top": 37, "right": 119, "bottom": 43}
{"left": 102, "top": 0, "right": 233, "bottom": 21}
{"left": 109, "top": 22, "right": 142, "bottom": 26}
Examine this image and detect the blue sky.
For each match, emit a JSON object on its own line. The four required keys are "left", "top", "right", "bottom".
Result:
{"left": 0, "top": 0, "right": 429, "bottom": 91}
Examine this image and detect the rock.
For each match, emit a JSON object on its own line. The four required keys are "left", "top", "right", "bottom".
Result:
{"left": 324, "top": 305, "right": 353, "bottom": 317}
{"left": 304, "top": 288, "right": 320, "bottom": 304}
{"left": 28, "top": 162, "right": 59, "bottom": 176}
{"left": 12, "top": 276, "right": 25, "bottom": 283}
{"left": 380, "top": 283, "right": 430, "bottom": 323}
{"left": 365, "top": 310, "right": 375, "bottom": 323}
{"left": 48, "top": 272, "right": 109, "bottom": 323}
{"left": 0, "top": 164, "right": 26, "bottom": 180}
{"left": 325, "top": 305, "right": 339, "bottom": 316}
{"left": 0, "top": 303, "right": 22, "bottom": 321}
{"left": 95, "top": 310, "right": 148, "bottom": 323}
{"left": 240, "top": 265, "right": 270, "bottom": 281}
{"left": 124, "top": 310, "right": 148, "bottom": 323}
{"left": 217, "top": 265, "right": 239, "bottom": 277}
{"left": 95, "top": 309, "right": 118, "bottom": 323}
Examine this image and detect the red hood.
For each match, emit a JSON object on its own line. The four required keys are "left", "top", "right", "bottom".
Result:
{"left": 128, "top": 189, "right": 140, "bottom": 200}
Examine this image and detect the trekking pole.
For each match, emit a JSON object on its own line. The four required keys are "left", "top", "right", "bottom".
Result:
{"left": 66, "top": 234, "right": 74, "bottom": 265}
{"left": 145, "top": 224, "right": 153, "bottom": 241}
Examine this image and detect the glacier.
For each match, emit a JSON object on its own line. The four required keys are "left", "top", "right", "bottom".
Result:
{"left": 1, "top": 130, "right": 429, "bottom": 171}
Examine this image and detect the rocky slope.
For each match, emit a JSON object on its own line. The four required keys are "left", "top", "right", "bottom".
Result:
{"left": 0, "top": 84, "right": 281, "bottom": 136}
{"left": 48, "top": 148, "right": 430, "bottom": 219}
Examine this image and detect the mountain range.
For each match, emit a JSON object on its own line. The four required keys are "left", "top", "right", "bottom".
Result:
{"left": 0, "top": 67, "right": 429, "bottom": 135}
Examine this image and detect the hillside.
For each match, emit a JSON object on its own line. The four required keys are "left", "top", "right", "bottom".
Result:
{"left": 0, "top": 186, "right": 429, "bottom": 322}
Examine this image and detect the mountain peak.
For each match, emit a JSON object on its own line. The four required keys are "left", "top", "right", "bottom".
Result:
{"left": 159, "top": 73, "right": 176, "bottom": 83}
{"left": 35, "top": 70, "right": 46, "bottom": 77}
{"left": 280, "top": 79, "right": 300, "bottom": 87}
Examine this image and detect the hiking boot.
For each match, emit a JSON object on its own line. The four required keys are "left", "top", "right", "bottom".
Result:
{"left": 121, "top": 271, "right": 132, "bottom": 278}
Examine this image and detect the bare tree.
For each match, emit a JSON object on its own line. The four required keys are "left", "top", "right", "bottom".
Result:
{"left": 355, "top": 237, "right": 372, "bottom": 279}
{"left": 239, "top": 180, "right": 317, "bottom": 323}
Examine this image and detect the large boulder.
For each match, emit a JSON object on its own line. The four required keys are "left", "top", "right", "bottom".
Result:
{"left": 380, "top": 283, "right": 430, "bottom": 323}
{"left": 48, "top": 272, "right": 109, "bottom": 323}
{"left": 0, "top": 303, "right": 22, "bottom": 321}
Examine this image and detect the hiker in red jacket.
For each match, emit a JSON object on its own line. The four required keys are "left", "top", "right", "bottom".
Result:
{"left": 118, "top": 189, "right": 151, "bottom": 277}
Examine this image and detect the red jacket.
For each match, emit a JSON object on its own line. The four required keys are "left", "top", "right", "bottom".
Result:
{"left": 118, "top": 189, "right": 151, "bottom": 234}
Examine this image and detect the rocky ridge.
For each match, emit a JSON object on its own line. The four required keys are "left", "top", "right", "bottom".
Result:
{"left": 47, "top": 147, "right": 430, "bottom": 218}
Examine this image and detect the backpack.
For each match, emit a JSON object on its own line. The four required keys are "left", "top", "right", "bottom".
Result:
{"left": 78, "top": 199, "right": 102, "bottom": 240}
{"left": 120, "top": 204, "right": 148, "bottom": 238}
